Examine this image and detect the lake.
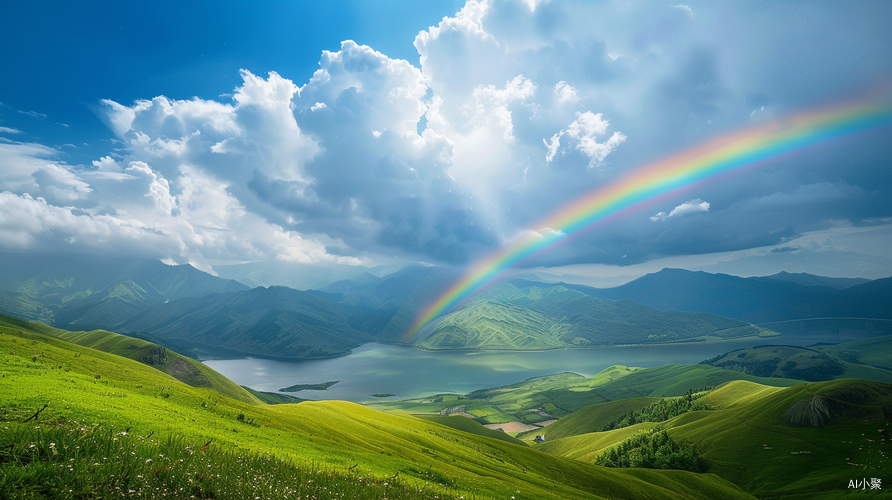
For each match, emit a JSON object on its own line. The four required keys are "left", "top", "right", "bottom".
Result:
{"left": 203, "top": 330, "right": 856, "bottom": 402}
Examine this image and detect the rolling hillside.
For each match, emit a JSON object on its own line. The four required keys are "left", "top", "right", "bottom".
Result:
{"left": 540, "top": 397, "right": 663, "bottom": 440}
{"left": 369, "top": 364, "right": 801, "bottom": 428}
{"left": 0, "top": 313, "right": 259, "bottom": 403}
{"left": 417, "top": 283, "right": 773, "bottom": 350}
{"left": 532, "top": 337, "right": 892, "bottom": 442}
{"left": 118, "top": 286, "right": 374, "bottom": 358}
{"left": 814, "top": 335, "right": 892, "bottom": 371}
{"left": 417, "top": 298, "right": 566, "bottom": 350}
{"left": 537, "top": 379, "right": 892, "bottom": 499}
{"left": 0, "top": 319, "right": 757, "bottom": 500}
{"left": 702, "top": 343, "right": 892, "bottom": 382}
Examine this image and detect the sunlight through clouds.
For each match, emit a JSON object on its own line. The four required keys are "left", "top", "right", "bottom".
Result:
{"left": 0, "top": 0, "right": 888, "bottom": 277}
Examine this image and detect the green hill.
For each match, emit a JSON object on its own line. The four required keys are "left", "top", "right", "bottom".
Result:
{"left": 0, "top": 288, "right": 49, "bottom": 320}
{"left": 0, "top": 321, "right": 756, "bottom": 499}
{"left": 541, "top": 397, "right": 662, "bottom": 440}
{"left": 813, "top": 335, "right": 892, "bottom": 372}
{"left": 0, "top": 313, "right": 259, "bottom": 404}
{"left": 702, "top": 343, "right": 892, "bottom": 382}
{"left": 416, "top": 414, "right": 529, "bottom": 446}
{"left": 417, "top": 298, "right": 566, "bottom": 350}
{"left": 370, "top": 364, "right": 801, "bottom": 430}
{"left": 468, "top": 364, "right": 800, "bottom": 413}
{"left": 417, "top": 283, "right": 774, "bottom": 350}
{"left": 118, "top": 286, "right": 373, "bottom": 358}
{"left": 537, "top": 379, "right": 892, "bottom": 499}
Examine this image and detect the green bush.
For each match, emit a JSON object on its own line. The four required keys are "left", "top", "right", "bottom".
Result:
{"left": 595, "top": 426, "right": 708, "bottom": 473}
{"left": 602, "top": 389, "right": 711, "bottom": 431}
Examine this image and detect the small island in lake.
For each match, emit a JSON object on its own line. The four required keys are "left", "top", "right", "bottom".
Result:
{"left": 279, "top": 380, "right": 339, "bottom": 392}
{"left": 371, "top": 393, "right": 396, "bottom": 398}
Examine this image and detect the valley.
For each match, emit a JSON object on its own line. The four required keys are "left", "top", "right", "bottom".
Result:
{"left": 4, "top": 2, "right": 889, "bottom": 498}
{"left": 4, "top": 254, "right": 890, "bottom": 362}
{"left": 1, "top": 315, "right": 759, "bottom": 500}
{"left": 1, "top": 258, "right": 891, "bottom": 498}
{"left": 2, "top": 309, "right": 891, "bottom": 498}
{"left": 204, "top": 337, "right": 820, "bottom": 403}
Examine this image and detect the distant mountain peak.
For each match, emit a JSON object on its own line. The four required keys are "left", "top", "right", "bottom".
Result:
{"left": 760, "top": 271, "right": 871, "bottom": 289}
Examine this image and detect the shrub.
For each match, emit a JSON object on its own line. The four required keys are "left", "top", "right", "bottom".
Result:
{"left": 595, "top": 426, "right": 708, "bottom": 473}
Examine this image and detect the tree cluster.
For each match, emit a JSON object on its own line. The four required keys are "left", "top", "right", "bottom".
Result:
{"left": 602, "top": 389, "right": 711, "bottom": 431}
{"left": 594, "top": 426, "right": 708, "bottom": 473}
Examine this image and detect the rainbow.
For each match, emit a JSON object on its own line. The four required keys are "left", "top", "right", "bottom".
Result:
{"left": 406, "top": 96, "right": 892, "bottom": 340}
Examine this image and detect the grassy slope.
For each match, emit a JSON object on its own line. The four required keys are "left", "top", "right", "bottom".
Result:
{"left": 703, "top": 344, "right": 892, "bottom": 382}
{"left": 118, "top": 286, "right": 372, "bottom": 358}
{"left": 671, "top": 380, "right": 892, "bottom": 498}
{"left": 541, "top": 397, "right": 662, "bottom": 440}
{"left": 538, "top": 379, "right": 892, "bottom": 499}
{"left": 0, "top": 313, "right": 258, "bottom": 404}
{"left": 0, "top": 289, "right": 49, "bottom": 322}
{"left": 416, "top": 414, "right": 528, "bottom": 446}
{"left": 240, "top": 385, "right": 306, "bottom": 404}
{"left": 815, "top": 335, "right": 892, "bottom": 371}
{"left": 0, "top": 326, "right": 755, "bottom": 500}
{"left": 3, "top": 425, "right": 447, "bottom": 500}
{"left": 417, "top": 283, "right": 772, "bottom": 351}
{"left": 370, "top": 365, "right": 800, "bottom": 429}
{"left": 417, "top": 299, "right": 565, "bottom": 350}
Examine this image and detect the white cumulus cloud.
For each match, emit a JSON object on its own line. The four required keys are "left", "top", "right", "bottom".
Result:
{"left": 6, "top": 0, "right": 880, "bottom": 271}
{"left": 651, "top": 198, "right": 710, "bottom": 221}
{"left": 554, "top": 81, "right": 578, "bottom": 104}
{"left": 545, "top": 111, "right": 626, "bottom": 166}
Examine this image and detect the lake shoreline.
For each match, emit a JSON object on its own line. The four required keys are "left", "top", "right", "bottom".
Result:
{"left": 203, "top": 332, "right": 861, "bottom": 403}
{"left": 194, "top": 333, "right": 787, "bottom": 362}
{"left": 411, "top": 332, "right": 783, "bottom": 354}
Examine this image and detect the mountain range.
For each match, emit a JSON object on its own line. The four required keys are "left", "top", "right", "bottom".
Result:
{"left": 569, "top": 268, "right": 892, "bottom": 323}
{"left": 416, "top": 283, "right": 768, "bottom": 350}
{"left": 1, "top": 253, "right": 889, "bottom": 359}
{"left": 0, "top": 252, "right": 247, "bottom": 330}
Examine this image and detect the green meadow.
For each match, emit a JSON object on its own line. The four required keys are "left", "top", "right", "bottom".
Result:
{"left": 3, "top": 312, "right": 891, "bottom": 499}
{"left": 702, "top": 344, "right": 892, "bottom": 382}
{"left": 0, "top": 317, "right": 757, "bottom": 499}
{"left": 368, "top": 364, "right": 801, "bottom": 427}
{"left": 369, "top": 337, "right": 892, "bottom": 499}
{"left": 535, "top": 379, "right": 892, "bottom": 499}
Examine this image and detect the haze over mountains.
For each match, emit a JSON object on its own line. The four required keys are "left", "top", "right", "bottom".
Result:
{"left": 1, "top": 253, "right": 889, "bottom": 359}
{"left": 571, "top": 268, "right": 892, "bottom": 323}
{"left": 415, "top": 283, "right": 765, "bottom": 351}
{"left": 0, "top": 253, "right": 248, "bottom": 328}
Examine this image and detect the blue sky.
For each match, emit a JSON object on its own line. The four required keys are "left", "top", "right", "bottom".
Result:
{"left": 0, "top": 1, "right": 462, "bottom": 159}
{"left": 1, "top": 0, "right": 891, "bottom": 284}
